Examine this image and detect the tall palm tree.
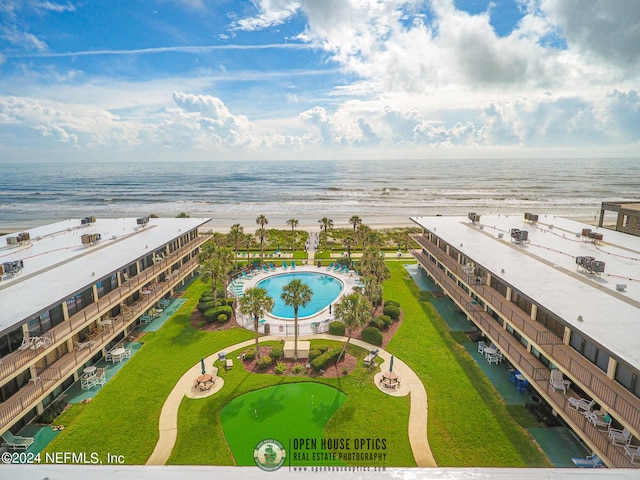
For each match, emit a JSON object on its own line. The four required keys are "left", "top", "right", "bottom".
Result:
{"left": 334, "top": 292, "right": 371, "bottom": 364}
{"left": 199, "top": 258, "right": 219, "bottom": 298}
{"left": 243, "top": 233, "right": 254, "bottom": 267}
{"left": 215, "top": 247, "right": 234, "bottom": 303}
{"left": 342, "top": 235, "right": 354, "bottom": 263}
{"left": 239, "top": 287, "right": 274, "bottom": 358}
{"left": 286, "top": 218, "right": 299, "bottom": 252}
{"left": 355, "top": 224, "right": 372, "bottom": 252}
{"left": 318, "top": 217, "right": 333, "bottom": 233}
{"left": 281, "top": 279, "right": 313, "bottom": 360}
{"left": 256, "top": 214, "right": 269, "bottom": 229}
{"left": 349, "top": 215, "right": 362, "bottom": 233}
{"left": 228, "top": 224, "right": 244, "bottom": 268}
{"left": 256, "top": 227, "right": 268, "bottom": 265}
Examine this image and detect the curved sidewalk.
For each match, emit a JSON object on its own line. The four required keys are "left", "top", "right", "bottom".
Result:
{"left": 146, "top": 334, "right": 436, "bottom": 467}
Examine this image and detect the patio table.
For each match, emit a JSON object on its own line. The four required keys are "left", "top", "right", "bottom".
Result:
{"left": 83, "top": 366, "right": 97, "bottom": 376}
{"left": 111, "top": 347, "right": 126, "bottom": 363}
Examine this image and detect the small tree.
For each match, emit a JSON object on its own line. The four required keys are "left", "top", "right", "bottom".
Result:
{"left": 238, "top": 287, "right": 274, "bottom": 358}
{"left": 349, "top": 215, "right": 362, "bottom": 233}
{"left": 256, "top": 227, "right": 268, "bottom": 265}
{"left": 318, "top": 217, "right": 333, "bottom": 233}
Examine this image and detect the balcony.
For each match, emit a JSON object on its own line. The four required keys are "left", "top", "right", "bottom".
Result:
{"left": 0, "top": 247, "right": 203, "bottom": 433}
{"left": 0, "top": 234, "right": 207, "bottom": 386}
{"left": 412, "top": 235, "right": 640, "bottom": 468}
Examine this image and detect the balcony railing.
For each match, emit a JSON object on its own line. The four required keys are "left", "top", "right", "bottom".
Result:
{"left": 0, "top": 252, "right": 202, "bottom": 433}
{"left": 412, "top": 239, "right": 640, "bottom": 468}
{"left": 0, "top": 235, "right": 207, "bottom": 385}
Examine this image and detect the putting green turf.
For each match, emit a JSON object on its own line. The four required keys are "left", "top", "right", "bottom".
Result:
{"left": 221, "top": 382, "right": 346, "bottom": 466}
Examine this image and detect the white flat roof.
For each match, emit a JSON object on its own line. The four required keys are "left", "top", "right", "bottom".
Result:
{"left": 411, "top": 214, "right": 640, "bottom": 371}
{"left": 0, "top": 217, "right": 210, "bottom": 334}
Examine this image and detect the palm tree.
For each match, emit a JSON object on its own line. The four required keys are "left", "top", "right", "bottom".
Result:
{"left": 281, "top": 279, "right": 313, "bottom": 360}
{"left": 239, "top": 287, "right": 274, "bottom": 358}
{"left": 228, "top": 224, "right": 244, "bottom": 268}
{"left": 318, "top": 217, "right": 333, "bottom": 233}
{"left": 199, "top": 258, "right": 219, "bottom": 298}
{"left": 256, "top": 228, "right": 268, "bottom": 265}
{"left": 334, "top": 292, "right": 372, "bottom": 364}
{"left": 286, "top": 218, "right": 299, "bottom": 252}
{"left": 349, "top": 215, "right": 362, "bottom": 233}
{"left": 342, "top": 235, "right": 354, "bottom": 263}
{"left": 215, "top": 247, "right": 234, "bottom": 303}
{"left": 256, "top": 214, "right": 269, "bottom": 229}
{"left": 355, "top": 224, "right": 372, "bottom": 252}
{"left": 243, "top": 233, "right": 254, "bottom": 267}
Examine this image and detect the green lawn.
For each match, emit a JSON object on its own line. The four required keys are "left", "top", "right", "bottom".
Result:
{"left": 44, "top": 261, "right": 550, "bottom": 468}
{"left": 168, "top": 339, "right": 414, "bottom": 466}
{"left": 384, "top": 261, "right": 551, "bottom": 467}
{"left": 43, "top": 280, "right": 254, "bottom": 464}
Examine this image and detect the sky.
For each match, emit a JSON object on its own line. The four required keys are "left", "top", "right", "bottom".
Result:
{"left": 0, "top": 0, "right": 639, "bottom": 162}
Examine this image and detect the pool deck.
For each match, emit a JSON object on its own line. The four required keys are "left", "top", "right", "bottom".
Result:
{"left": 231, "top": 265, "right": 364, "bottom": 335}
{"left": 146, "top": 334, "right": 436, "bottom": 467}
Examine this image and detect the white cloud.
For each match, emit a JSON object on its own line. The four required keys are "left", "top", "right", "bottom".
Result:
{"left": 231, "top": 0, "right": 300, "bottom": 31}
{"left": 0, "top": 25, "right": 48, "bottom": 51}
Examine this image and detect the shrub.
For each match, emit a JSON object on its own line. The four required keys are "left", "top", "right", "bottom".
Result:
{"left": 217, "top": 314, "right": 228, "bottom": 323}
{"left": 311, "top": 348, "right": 341, "bottom": 372}
{"left": 204, "top": 305, "right": 233, "bottom": 323}
{"left": 328, "top": 321, "right": 345, "bottom": 336}
{"left": 197, "top": 300, "right": 217, "bottom": 313}
{"left": 243, "top": 347, "right": 257, "bottom": 361}
{"left": 269, "top": 345, "right": 284, "bottom": 360}
{"left": 369, "top": 317, "right": 385, "bottom": 330}
{"left": 319, "top": 346, "right": 329, "bottom": 353}
{"left": 291, "top": 364, "right": 305, "bottom": 375}
{"left": 384, "top": 300, "right": 400, "bottom": 308}
{"left": 39, "top": 398, "right": 68, "bottom": 424}
{"left": 308, "top": 349, "right": 322, "bottom": 361}
{"left": 382, "top": 305, "right": 401, "bottom": 321}
{"left": 361, "top": 327, "right": 383, "bottom": 346}
{"left": 379, "top": 315, "right": 392, "bottom": 327}
{"left": 274, "top": 362, "right": 287, "bottom": 375}
{"left": 256, "top": 356, "right": 273, "bottom": 370}
{"left": 200, "top": 293, "right": 216, "bottom": 302}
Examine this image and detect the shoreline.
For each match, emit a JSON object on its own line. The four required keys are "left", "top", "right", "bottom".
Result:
{"left": 0, "top": 213, "right": 606, "bottom": 235}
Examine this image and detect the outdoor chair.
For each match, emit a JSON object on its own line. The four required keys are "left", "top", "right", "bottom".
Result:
{"left": 486, "top": 353, "right": 501, "bottom": 365}
{"left": 1, "top": 431, "right": 34, "bottom": 450}
{"left": 585, "top": 411, "right": 612, "bottom": 430}
{"left": 74, "top": 340, "right": 95, "bottom": 351}
{"left": 609, "top": 427, "right": 632, "bottom": 446}
{"left": 571, "top": 454, "right": 604, "bottom": 468}
{"left": 477, "top": 341, "right": 487, "bottom": 354}
{"left": 624, "top": 445, "right": 640, "bottom": 464}
{"left": 568, "top": 397, "right": 595, "bottom": 413}
{"left": 549, "top": 369, "right": 571, "bottom": 394}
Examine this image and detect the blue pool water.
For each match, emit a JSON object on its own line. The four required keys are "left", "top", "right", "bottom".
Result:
{"left": 257, "top": 272, "right": 343, "bottom": 319}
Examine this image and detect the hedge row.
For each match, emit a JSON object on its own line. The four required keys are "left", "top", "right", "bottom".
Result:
{"left": 310, "top": 348, "right": 341, "bottom": 372}
{"left": 203, "top": 305, "right": 233, "bottom": 323}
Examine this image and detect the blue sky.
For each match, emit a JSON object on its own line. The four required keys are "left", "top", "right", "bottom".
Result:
{"left": 0, "top": 0, "right": 639, "bottom": 161}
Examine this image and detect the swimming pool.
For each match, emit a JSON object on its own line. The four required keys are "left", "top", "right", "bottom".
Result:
{"left": 256, "top": 272, "right": 343, "bottom": 319}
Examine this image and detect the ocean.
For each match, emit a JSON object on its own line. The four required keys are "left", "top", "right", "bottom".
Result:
{"left": 0, "top": 158, "right": 638, "bottom": 229}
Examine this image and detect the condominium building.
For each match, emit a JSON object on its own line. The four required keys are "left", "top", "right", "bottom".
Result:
{"left": 0, "top": 216, "right": 210, "bottom": 436}
{"left": 411, "top": 213, "right": 640, "bottom": 468}
{"left": 599, "top": 202, "right": 640, "bottom": 237}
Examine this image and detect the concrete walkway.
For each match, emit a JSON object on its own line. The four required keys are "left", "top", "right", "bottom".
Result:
{"left": 146, "top": 334, "right": 436, "bottom": 467}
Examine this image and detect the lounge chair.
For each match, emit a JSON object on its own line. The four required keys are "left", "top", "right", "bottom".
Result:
{"left": 609, "top": 427, "right": 632, "bottom": 446}
{"left": 282, "top": 261, "right": 288, "bottom": 269}
{"left": 74, "top": 340, "right": 96, "bottom": 351}
{"left": 269, "top": 263, "right": 276, "bottom": 271}
{"left": 585, "top": 411, "right": 611, "bottom": 430}
{"left": 550, "top": 369, "right": 571, "bottom": 394}
{"left": 568, "top": 397, "right": 595, "bottom": 413}
{"left": 262, "top": 265, "right": 269, "bottom": 273}
{"left": 624, "top": 445, "right": 640, "bottom": 464}
{"left": 1, "top": 431, "right": 35, "bottom": 450}
{"left": 291, "top": 261, "right": 296, "bottom": 269}
{"left": 571, "top": 454, "right": 604, "bottom": 468}
{"left": 326, "top": 262, "right": 335, "bottom": 270}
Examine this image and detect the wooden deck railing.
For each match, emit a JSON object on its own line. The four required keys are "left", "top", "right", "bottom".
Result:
{"left": 412, "top": 237, "right": 640, "bottom": 468}
{"left": 0, "top": 244, "right": 203, "bottom": 433}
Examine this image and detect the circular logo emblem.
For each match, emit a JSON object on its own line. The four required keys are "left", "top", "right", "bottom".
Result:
{"left": 254, "top": 438, "right": 286, "bottom": 471}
